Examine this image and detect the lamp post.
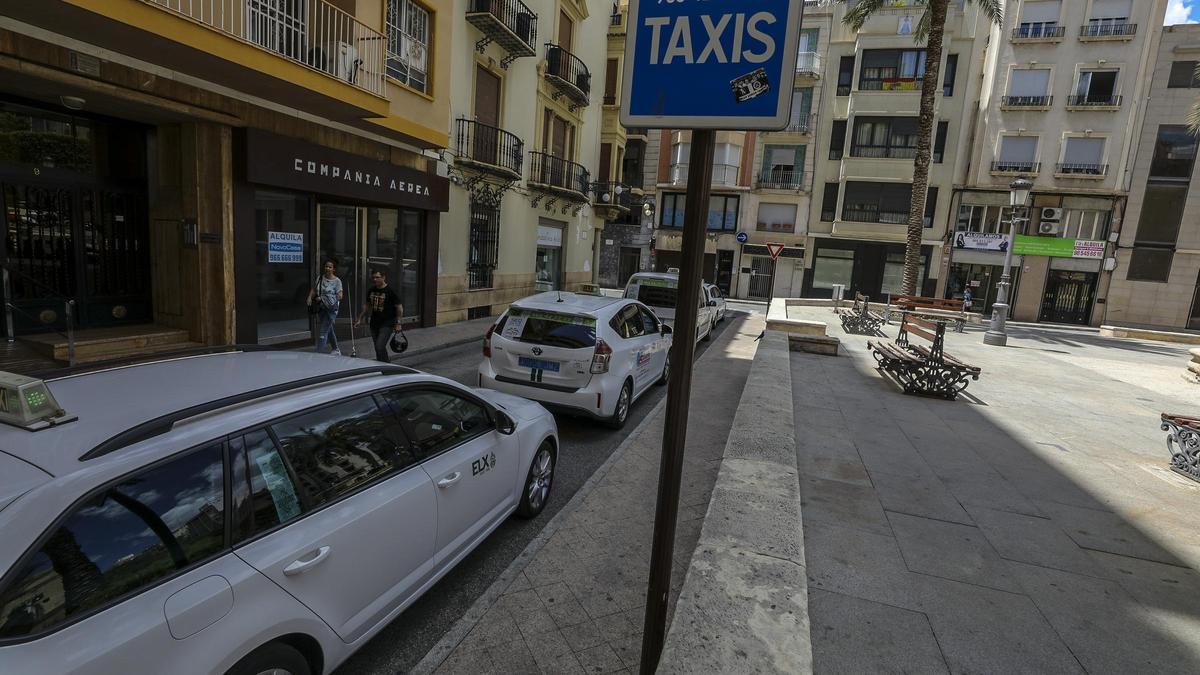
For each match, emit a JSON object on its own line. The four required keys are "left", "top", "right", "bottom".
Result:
{"left": 983, "top": 177, "right": 1032, "bottom": 346}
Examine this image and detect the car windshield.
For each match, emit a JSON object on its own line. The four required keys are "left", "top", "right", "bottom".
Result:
{"left": 634, "top": 279, "right": 678, "bottom": 309}
{"left": 498, "top": 309, "right": 597, "bottom": 349}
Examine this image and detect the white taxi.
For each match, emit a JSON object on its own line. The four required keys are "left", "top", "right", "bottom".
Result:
{"left": 479, "top": 293, "right": 672, "bottom": 429}
{"left": 623, "top": 271, "right": 715, "bottom": 344}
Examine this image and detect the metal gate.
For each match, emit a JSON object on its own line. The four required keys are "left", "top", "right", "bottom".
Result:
{"left": 1039, "top": 271, "right": 1096, "bottom": 325}
{"left": 748, "top": 256, "right": 775, "bottom": 300}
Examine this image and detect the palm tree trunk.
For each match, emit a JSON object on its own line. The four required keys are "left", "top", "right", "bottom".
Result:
{"left": 903, "top": 0, "right": 949, "bottom": 296}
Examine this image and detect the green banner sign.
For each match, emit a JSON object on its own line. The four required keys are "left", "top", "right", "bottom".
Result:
{"left": 1012, "top": 235, "right": 1105, "bottom": 259}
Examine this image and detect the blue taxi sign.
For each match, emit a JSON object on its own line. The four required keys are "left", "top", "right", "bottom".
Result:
{"left": 620, "top": 0, "right": 804, "bottom": 130}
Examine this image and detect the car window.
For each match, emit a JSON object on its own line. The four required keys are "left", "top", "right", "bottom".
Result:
{"left": 609, "top": 304, "right": 645, "bottom": 340}
{"left": 382, "top": 389, "right": 492, "bottom": 459}
{"left": 271, "top": 397, "right": 408, "bottom": 509}
{"left": 231, "top": 430, "right": 304, "bottom": 540}
{"left": 635, "top": 283, "right": 677, "bottom": 309}
{"left": 639, "top": 307, "right": 661, "bottom": 334}
{"left": 0, "top": 443, "right": 225, "bottom": 639}
{"left": 496, "top": 309, "right": 597, "bottom": 349}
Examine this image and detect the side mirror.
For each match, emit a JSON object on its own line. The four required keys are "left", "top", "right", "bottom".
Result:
{"left": 707, "top": 300, "right": 718, "bottom": 307}
{"left": 495, "top": 410, "right": 517, "bottom": 435}
{"left": 661, "top": 324, "right": 673, "bottom": 336}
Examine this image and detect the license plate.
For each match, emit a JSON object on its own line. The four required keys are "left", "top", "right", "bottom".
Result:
{"left": 519, "top": 357, "right": 560, "bottom": 372}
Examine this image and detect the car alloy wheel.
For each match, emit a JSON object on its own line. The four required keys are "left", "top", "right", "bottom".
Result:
{"left": 517, "top": 441, "right": 555, "bottom": 518}
{"left": 608, "top": 382, "right": 631, "bottom": 429}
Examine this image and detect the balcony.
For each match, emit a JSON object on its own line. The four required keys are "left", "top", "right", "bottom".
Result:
{"left": 545, "top": 44, "right": 591, "bottom": 110}
{"left": 146, "top": 0, "right": 385, "bottom": 97}
{"left": 670, "top": 163, "right": 741, "bottom": 187}
{"left": 1012, "top": 25, "right": 1066, "bottom": 42}
{"left": 1080, "top": 23, "right": 1137, "bottom": 40}
{"left": 466, "top": 0, "right": 538, "bottom": 69}
{"left": 455, "top": 119, "right": 524, "bottom": 181}
{"left": 625, "top": 127, "right": 650, "bottom": 139}
{"left": 991, "top": 161, "right": 1041, "bottom": 175}
{"left": 1066, "top": 95, "right": 1122, "bottom": 110}
{"left": 780, "top": 114, "right": 817, "bottom": 135}
{"left": 850, "top": 145, "right": 918, "bottom": 160}
{"left": 755, "top": 170, "right": 807, "bottom": 191}
{"left": 529, "top": 152, "right": 590, "bottom": 200}
{"left": 592, "top": 181, "right": 632, "bottom": 219}
{"left": 1055, "top": 163, "right": 1108, "bottom": 178}
{"left": 796, "top": 52, "right": 823, "bottom": 79}
{"left": 1000, "top": 95, "right": 1053, "bottom": 109}
{"left": 859, "top": 78, "right": 924, "bottom": 92}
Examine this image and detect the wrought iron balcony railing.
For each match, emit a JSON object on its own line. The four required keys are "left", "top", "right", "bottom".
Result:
{"left": 1056, "top": 163, "right": 1109, "bottom": 176}
{"left": 1080, "top": 23, "right": 1137, "bottom": 38}
{"left": 755, "top": 170, "right": 806, "bottom": 191}
{"left": 455, "top": 119, "right": 524, "bottom": 179}
{"left": 146, "top": 0, "right": 386, "bottom": 96}
{"left": 670, "top": 163, "right": 740, "bottom": 187}
{"left": 1001, "top": 95, "right": 1053, "bottom": 107}
{"left": 529, "top": 152, "right": 590, "bottom": 196}
{"left": 466, "top": 0, "right": 538, "bottom": 67}
{"left": 1012, "top": 25, "right": 1066, "bottom": 40}
{"left": 991, "top": 161, "right": 1041, "bottom": 173}
{"left": 1067, "top": 95, "right": 1122, "bottom": 108}
{"left": 545, "top": 43, "right": 591, "bottom": 108}
{"left": 796, "top": 52, "right": 823, "bottom": 78}
{"left": 782, "top": 113, "right": 817, "bottom": 134}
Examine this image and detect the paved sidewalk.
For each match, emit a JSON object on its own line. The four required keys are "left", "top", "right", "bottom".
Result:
{"left": 417, "top": 314, "right": 765, "bottom": 674}
{"left": 791, "top": 306, "right": 1200, "bottom": 674}
{"left": 296, "top": 316, "right": 493, "bottom": 361}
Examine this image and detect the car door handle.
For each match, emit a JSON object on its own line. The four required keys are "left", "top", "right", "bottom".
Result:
{"left": 437, "top": 472, "right": 463, "bottom": 489}
{"left": 283, "top": 546, "right": 331, "bottom": 577}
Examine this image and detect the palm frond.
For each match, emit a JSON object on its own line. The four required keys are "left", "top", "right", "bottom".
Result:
{"left": 838, "top": 0, "right": 897, "bottom": 32}
{"left": 1192, "top": 64, "right": 1200, "bottom": 137}
{"left": 968, "top": 0, "right": 1004, "bottom": 27}
{"left": 913, "top": 8, "right": 935, "bottom": 42}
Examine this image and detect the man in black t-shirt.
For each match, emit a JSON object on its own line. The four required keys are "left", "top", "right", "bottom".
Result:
{"left": 355, "top": 270, "right": 404, "bottom": 362}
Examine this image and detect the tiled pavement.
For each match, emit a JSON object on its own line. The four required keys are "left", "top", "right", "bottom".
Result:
{"left": 792, "top": 307, "right": 1200, "bottom": 674}
{"left": 422, "top": 315, "right": 766, "bottom": 674}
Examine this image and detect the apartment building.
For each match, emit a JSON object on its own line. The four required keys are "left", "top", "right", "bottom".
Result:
{"left": 956, "top": 0, "right": 1168, "bottom": 325}
{"left": 441, "top": 0, "right": 608, "bottom": 323}
{"left": 0, "top": 0, "right": 451, "bottom": 360}
{"left": 807, "top": 0, "right": 990, "bottom": 303}
{"left": 1105, "top": 24, "right": 1200, "bottom": 330}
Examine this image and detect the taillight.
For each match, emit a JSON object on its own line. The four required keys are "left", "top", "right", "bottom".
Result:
{"left": 591, "top": 339, "right": 612, "bottom": 374}
{"left": 483, "top": 324, "right": 495, "bottom": 358}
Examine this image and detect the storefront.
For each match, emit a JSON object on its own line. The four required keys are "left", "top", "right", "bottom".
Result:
{"left": 1012, "top": 236, "right": 1106, "bottom": 325}
{"left": 804, "top": 240, "right": 934, "bottom": 300}
{"left": 535, "top": 219, "right": 565, "bottom": 291}
{"left": 234, "top": 130, "right": 448, "bottom": 344}
{"left": 945, "top": 232, "right": 1023, "bottom": 316}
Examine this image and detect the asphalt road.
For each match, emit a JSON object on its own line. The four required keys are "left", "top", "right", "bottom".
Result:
{"left": 334, "top": 302, "right": 763, "bottom": 674}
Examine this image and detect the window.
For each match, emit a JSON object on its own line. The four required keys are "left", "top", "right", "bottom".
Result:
{"left": 1017, "top": 0, "right": 1061, "bottom": 37}
{"left": 925, "top": 187, "right": 939, "bottom": 228}
{"left": 272, "top": 397, "right": 409, "bottom": 507}
{"left": 712, "top": 143, "right": 742, "bottom": 185}
{"left": 1007, "top": 69, "right": 1052, "bottom": 104}
{"left": 468, "top": 202, "right": 500, "bottom": 289}
{"left": 842, "top": 183, "right": 937, "bottom": 227}
{"left": 943, "top": 55, "right": 958, "bottom": 96}
{"left": 610, "top": 304, "right": 646, "bottom": 339}
{"left": 384, "top": 390, "right": 492, "bottom": 458}
{"left": 812, "top": 248, "right": 854, "bottom": 289}
{"left": 956, "top": 205, "right": 1014, "bottom": 234}
{"left": 232, "top": 430, "right": 303, "bottom": 539}
{"left": 1060, "top": 210, "right": 1110, "bottom": 240}
{"left": 638, "top": 307, "right": 661, "bottom": 335}
{"left": 1061, "top": 137, "right": 1106, "bottom": 173}
{"left": 1134, "top": 184, "right": 1189, "bottom": 246}
{"left": 757, "top": 203, "right": 797, "bottom": 233}
{"left": 1127, "top": 249, "right": 1173, "bottom": 283}
{"left": 0, "top": 443, "right": 225, "bottom": 639}
{"left": 997, "top": 136, "right": 1039, "bottom": 171}
{"left": 1087, "top": 0, "right": 1131, "bottom": 29}
{"left": 821, "top": 182, "right": 840, "bottom": 221}
{"left": 604, "top": 58, "right": 618, "bottom": 104}
{"left": 658, "top": 193, "right": 739, "bottom": 231}
{"left": 933, "top": 121, "right": 949, "bottom": 163}
{"left": 760, "top": 145, "right": 805, "bottom": 187}
{"left": 789, "top": 88, "right": 813, "bottom": 130}
{"left": 882, "top": 252, "right": 928, "bottom": 296}
{"left": 1168, "top": 61, "right": 1200, "bottom": 89}
{"left": 859, "top": 49, "right": 926, "bottom": 90}
{"left": 1073, "top": 70, "right": 1118, "bottom": 104}
{"left": 837, "top": 56, "right": 855, "bottom": 95}
{"left": 850, "top": 117, "right": 919, "bottom": 159}
{"left": 500, "top": 307, "right": 596, "bottom": 348}
{"left": 386, "top": 0, "right": 431, "bottom": 93}
{"left": 829, "top": 120, "right": 847, "bottom": 160}
{"left": 1149, "top": 125, "right": 1199, "bottom": 180}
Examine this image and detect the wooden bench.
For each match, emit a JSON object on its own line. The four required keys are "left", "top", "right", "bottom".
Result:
{"left": 837, "top": 293, "right": 886, "bottom": 334}
{"left": 868, "top": 312, "right": 981, "bottom": 400}
{"left": 886, "top": 294, "right": 968, "bottom": 333}
{"left": 1160, "top": 413, "right": 1200, "bottom": 483}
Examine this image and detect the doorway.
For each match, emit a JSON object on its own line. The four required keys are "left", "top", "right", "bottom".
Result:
{"left": 1040, "top": 270, "right": 1097, "bottom": 325}
{"left": 619, "top": 247, "right": 640, "bottom": 287}
{"left": 317, "top": 204, "right": 423, "bottom": 327}
{"left": 473, "top": 65, "right": 502, "bottom": 166}
{"left": 716, "top": 250, "right": 734, "bottom": 295}
{"left": 749, "top": 257, "right": 776, "bottom": 300}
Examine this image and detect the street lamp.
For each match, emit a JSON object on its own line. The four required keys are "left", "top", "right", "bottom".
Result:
{"left": 983, "top": 177, "right": 1032, "bottom": 347}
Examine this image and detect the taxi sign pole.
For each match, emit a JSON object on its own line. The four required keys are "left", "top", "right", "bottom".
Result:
{"left": 639, "top": 130, "right": 715, "bottom": 672}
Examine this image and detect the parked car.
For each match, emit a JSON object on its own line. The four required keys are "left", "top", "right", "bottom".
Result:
{"left": 704, "top": 283, "right": 728, "bottom": 327}
{"left": 623, "top": 272, "right": 715, "bottom": 344}
{"left": 0, "top": 350, "right": 558, "bottom": 675}
{"left": 479, "top": 292, "right": 672, "bottom": 429}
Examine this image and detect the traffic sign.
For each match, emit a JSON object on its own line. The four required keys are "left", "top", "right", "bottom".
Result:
{"left": 620, "top": 0, "right": 805, "bottom": 130}
{"left": 735, "top": 231, "right": 749, "bottom": 244}
{"left": 767, "top": 242, "right": 785, "bottom": 260}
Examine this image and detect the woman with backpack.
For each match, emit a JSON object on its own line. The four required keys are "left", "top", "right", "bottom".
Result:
{"left": 307, "top": 259, "right": 344, "bottom": 355}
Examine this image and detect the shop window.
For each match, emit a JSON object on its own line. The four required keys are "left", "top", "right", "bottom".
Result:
{"left": 812, "top": 249, "right": 854, "bottom": 289}
{"left": 1168, "top": 61, "right": 1200, "bottom": 89}
{"left": 468, "top": 202, "right": 500, "bottom": 289}
{"left": 882, "top": 252, "right": 928, "bottom": 296}
{"left": 536, "top": 221, "right": 564, "bottom": 291}
{"left": 1127, "top": 248, "right": 1173, "bottom": 283}
{"left": 386, "top": 0, "right": 431, "bottom": 94}
{"left": 821, "top": 182, "right": 839, "bottom": 222}
{"left": 1149, "top": 125, "right": 1199, "bottom": 180}
{"left": 829, "top": 120, "right": 847, "bottom": 160}
{"left": 756, "top": 203, "right": 797, "bottom": 233}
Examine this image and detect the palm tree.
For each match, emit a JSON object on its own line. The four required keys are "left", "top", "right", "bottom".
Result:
{"left": 839, "top": 0, "right": 1002, "bottom": 295}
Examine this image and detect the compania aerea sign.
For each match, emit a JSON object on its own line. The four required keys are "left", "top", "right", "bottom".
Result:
{"left": 620, "top": 0, "right": 805, "bottom": 130}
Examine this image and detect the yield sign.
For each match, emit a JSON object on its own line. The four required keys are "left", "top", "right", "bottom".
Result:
{"left": 767, "top": 243, "right": 785, "bottom": 260}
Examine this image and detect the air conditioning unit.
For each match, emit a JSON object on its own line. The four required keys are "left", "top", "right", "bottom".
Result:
{"left": 1039, "top": 221, "right": 1060, "bottom": 235}
{"left": 1041, "top": 207, "right": 1063, "bottom": 222}
{"left": 324, "top": 41, "right": 361, "bottom": 84}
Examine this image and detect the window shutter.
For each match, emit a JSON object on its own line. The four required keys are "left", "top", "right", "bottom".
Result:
{"left": 999, "top": 136, "right": 1038, "bottom": 163}
{"left": 1020, "top": 1, "right": 1061, "bottom": 23}
{"left": 1064, "top": 138, "right": 1105, "bottom": 165}
{"left": 1009, "top": 69, "right": 1050, "bottom": 96}
{"left": 1090, "top": 0, "right": 1132, "bottom": 19}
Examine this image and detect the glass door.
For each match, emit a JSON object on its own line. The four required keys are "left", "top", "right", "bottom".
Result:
{"left": 318, "top": 204, "right": 423, "bottom": 329}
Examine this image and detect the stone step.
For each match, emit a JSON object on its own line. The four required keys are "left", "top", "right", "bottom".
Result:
{"left": 19, "top": 325, "right": 195, "bottom": 362}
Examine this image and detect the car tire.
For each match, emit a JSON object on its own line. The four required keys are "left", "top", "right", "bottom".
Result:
{"left": 607, "top": 380, "right": 632, "bottom": 429}
{"left": 657, "top": 354, "right": 670, "bottom": 386}
{"left": 702, "top": 322, "right": 712, "bottom": 342}
{"left": 516, "top": 441, "right": 555, "bottom": 518}
{"left": 227, "top": 642, "right": 310, "bottom": 675}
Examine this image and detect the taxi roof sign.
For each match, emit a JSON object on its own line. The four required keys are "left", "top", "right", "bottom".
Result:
{"left": 0, "top": 371, "right": 76, "bottom": 431}
{"left": 620, "top": 0, "right": 805, "bottom": 130}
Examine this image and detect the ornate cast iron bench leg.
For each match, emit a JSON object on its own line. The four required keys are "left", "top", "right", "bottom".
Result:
{"left": 1162, "top": 418, "right": 1200, "bottom": 483}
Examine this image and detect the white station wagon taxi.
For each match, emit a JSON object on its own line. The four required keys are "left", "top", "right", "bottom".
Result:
{"left": 479, "top": 293, "right": 672, "bottom": 429}
{"left": 624, "top": 271, "right": 716, "bottom": 344}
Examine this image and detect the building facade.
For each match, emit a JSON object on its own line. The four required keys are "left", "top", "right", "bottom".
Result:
{"left": 1, "top": 0, "right": 451, "bottom": 360}
{"left": 440, "top": 0, "right": 607, "bottom": 324}
{"left": 956, "top": 0, "right": 1168, "bottom": 326}
{"left": 1105, "top": 24, "right": 1200, "bottom": 330}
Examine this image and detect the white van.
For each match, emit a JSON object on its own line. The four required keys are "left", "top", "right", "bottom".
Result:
{"left": 623, "top": 271, "right": 715, "bottom": 344}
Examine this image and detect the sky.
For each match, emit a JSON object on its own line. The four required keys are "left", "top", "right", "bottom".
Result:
{"left": 1166, "top": 0, "right": 1199, "bottom": 24}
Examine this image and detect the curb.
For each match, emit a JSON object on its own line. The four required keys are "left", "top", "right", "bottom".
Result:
{"left": 410, "top": 319, "right": 739, "bottom": 675}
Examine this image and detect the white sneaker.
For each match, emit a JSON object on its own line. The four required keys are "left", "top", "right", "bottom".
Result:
{"left": 331, "top": 349, "right": 342, "bottom": 356}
